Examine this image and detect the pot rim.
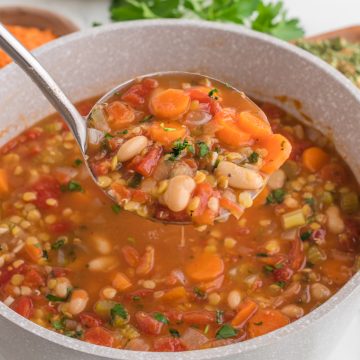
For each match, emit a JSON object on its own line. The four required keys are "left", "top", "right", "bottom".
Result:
{"left": 1, "top": 19, "right": 360, "bottom": 360}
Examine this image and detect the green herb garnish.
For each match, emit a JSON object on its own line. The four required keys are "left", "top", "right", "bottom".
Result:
{"left": 300, "top": 230, "right": 312, "bottom": 241}
{"left": 256, "top": 252, "right": 269, "bottom": 257}
{"left": 110, "top": 304, "right": 128, "bottom": 320}
{"left": 51, "top": 237, "right": 66, "bottom": 250}
{"left": 128, "top": 173, "right": 143, "bottom": 188}
{"left": 215, "top": 324, "right": 237, "bottom": 339}
{"left": 74, "top": 158, "right": 83, "bottom": 167}
{"left": 169, "top": 328, "right": 180, "bottom": 338}
{"left": 110, "top": 0, "right": 304, "bottom": 41}
{"left": 104, "top": 132, "right": 114, "bottom": 139}
{"left": 153, "top": 312, "right": 169, "bottom": 324}
{"left": 208, "top": 88, "right": 219, "bottom": 99}
{"left": 46, "top": 294, "right": 68, "bottom": 303}
{"left": 248, "top": 151, "right": 259, "bottom": 164}
{"left": 52, "top": 318, "right": 65, "bottom": 330}
{"left": 61, "top": 180, "right": 83, "bottom": 193}
{"left": 254, "top": 321, "right": 263, "bottom": 326}
{"left": 160, "top": 122, "right": 176, "bottom": 132}
{"left": 140, "top": 114, "right": 154, "bottom": 123}
{"left": 197, "top": 142, "right": 209, "bottom": 158}
{"left": 274, "top": 280, "right": 287, "bottom": 288}
{"left": 111, "top": 204, "right": 122, "bottom": 214}
{"left": 193, "top": 287, "right": 206, "bottom": 299}
{"left": 266, "top": 188, "right": 285, "bottom": 204}
{"left": 169, "top": 139, "right": 193, "bottom": 161}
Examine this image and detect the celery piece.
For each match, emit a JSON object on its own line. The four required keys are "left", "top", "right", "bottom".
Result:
{"left": 281, "top": 209, "right": 306, "bottom": 229}
{"left": 340, "top": 192, "right": 359, "bottom": 214}
{"left": 307, "top": 245, "right": 327, "bottom": 264}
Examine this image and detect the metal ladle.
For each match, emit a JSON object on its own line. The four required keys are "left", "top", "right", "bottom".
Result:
{"left": 0, "top": 23, "right": 269, "bottom": 224}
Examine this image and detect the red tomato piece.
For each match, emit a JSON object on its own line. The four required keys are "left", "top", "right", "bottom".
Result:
{"left": 192, "top": 183, "right": 217, "bottom": 225}
{"left": 10, "top": 296, "right": 34, "bottom": 319}
{"left": 90, "top": 160, "right": 111, "bottom": 176}
{"left": 79, "top": 312, "right": 103, "bottom": 328}
{"left": 84, "top": 326, "right": 114, "bottom": 347}
{"left": 135, "top": 311, "right": 164, "bottom": 335}
{"left": 134, "top": 146, "right": 163, "bottom": 177}
{"left": 23, "top": 268, "right": 45, "bottom": 287}
{"left": 273, "top": 265, "right": 293, "bottom": 282}
{"left": 31, "top": 176, "right": 61, "bottom": 209}
{"left": 183, "top": 310, "right": 216, "bottom": 325}
{"left": 48, "top": 220, "right": 73, "bottom": 235}
{"left": 153, "top": 337, "right": 185, "bottom": 352}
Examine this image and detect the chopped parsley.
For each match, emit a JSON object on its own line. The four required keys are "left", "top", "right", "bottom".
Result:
{"left": 254, "top": 321, "right": 263, "bottom": 326}
{"left": 208, "top": 88, "right": 219, "bottom": 99}
{"left": 169, "top": 328, "right": 180, "bottom": 338}
{"left": 140, "top": 114, "right": 154, "bottom": 123}
{"left": 266, "top": 188, "right": 285, "bottom": 204}
{"left": 46, "top": 293, "right": 70, "bottom": 303}
{"left": 61, "top": 180, "right": 84, "bottom": 193}
{"left": 160, "top": 122, "right": 176, "bottom": 132}
{"left": 111, "top": 204, "right": 122, "bottom": 214}
{"left": 304, "top": 197, "right": 315, "bottom": 207}
{"left": 51, "top": 318, "right": 65, "bottom": 330}
{"left": 104, "top": 132, "right": 114, "bottom": 139}
{"left": 193, "top": 287, "right": 206, "bottom": 299}
{"left": 256, "top": 253, "right": 269, "bottom": 258}
{"left": 110, "top": 304, "right": 128, "bottom": 320}
{"left": 300, "top": 230, "right": 313, "bottom": 241}
{"left": 197, "top": 142, "right": 209, "bottom": 158}
{"left": 168, "top": 139, "right": 193, "bottom": 161}
{"left": 274, "top": 280, "right": 287, "bottom": 288}
{"left": 51, "top": 237, "right": 66, "bottom": 250}
{"left": 153, "top": 312, "right": 169, "bottom": 324}
{"left": 248, "top": 151, "right": 259, "bottom": 164}
{"left": 215, "top": 324, "right": 237, "bottom": 339}
{"left": 74, "top": 158, "right": 83, "bottom": 167}
{"left": 263, "top": 264, "right": 275, "bottom": 274}
{"left": 128, "top": 173, "right": 143, "bottom": 188}
{"left": 132, "top": 295, "right": 141, "bottom": 302}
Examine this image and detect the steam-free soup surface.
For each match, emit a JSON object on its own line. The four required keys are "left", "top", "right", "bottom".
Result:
{"left": 0, "top": 98, "right": 359, "bottom": 352}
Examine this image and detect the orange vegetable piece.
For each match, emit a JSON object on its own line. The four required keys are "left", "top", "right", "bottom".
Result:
{"left": 248, "top": 308, "right": 290, "bottom": 338}
{"left": 106, "top": 101, "right": 136, "bottom": 130}
{"left": 185, "top": 252, "right": 224, "bottom": 282}
{"left": 0, "top": 169, "right": 9, "bottom": 194}
{"left": 236, "top": 111, "right": 272, "bottom": 139}
{"left": 253, "top": 186, "right": 269, "bottom": 207}
{"left": 149, "top": 122, "right": 187, "bottom": 147}
{"left": 25, "top": 238, "right": 43, "bottom": 262}
{"left": 256, "top": 134, "right": 292, "bottom": 174}
{"left": 231, "top": 299, "right": 258, "bottom": 328}
{"left": 136, "top": 246, "right": 155, "bottom": 276}
{"left": 302, "top": 147, "right": 330, "bottom": 172}
{"left": 214, "top": 109, "right": 252, "bottom": 147}
{"left": 112, "top": 272, "right": 133, "bottom": 291}
{"left": 321, "top": 259, "right": 352, "bottom": 285}
{"left": 320, "top": 163, "right": 347, "bottom": 185}
{"left": 150, "top": 89, "right": 190, "bottom": 119}
{"left": 162, "top": 286, "right": 187, "bottom": 301}
{"left": 219, "top": 197, "right": 243, "bottom": 219}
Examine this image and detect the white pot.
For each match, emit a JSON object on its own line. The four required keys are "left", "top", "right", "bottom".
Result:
{"left": 0, "top": 19, "right": 359, "bottom": 360}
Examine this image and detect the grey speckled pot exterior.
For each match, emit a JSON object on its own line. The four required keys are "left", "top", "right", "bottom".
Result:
{"left": 0, "top": 20, "right": 359, "bottom": 360}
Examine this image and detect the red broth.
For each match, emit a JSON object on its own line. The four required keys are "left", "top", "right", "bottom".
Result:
{"left": 0, "top": 98, "right": 358, "bottom": 351}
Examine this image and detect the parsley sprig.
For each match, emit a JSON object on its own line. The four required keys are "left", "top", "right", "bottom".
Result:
{"left": 110, "top": 0, "right": 304, "bottom": 41}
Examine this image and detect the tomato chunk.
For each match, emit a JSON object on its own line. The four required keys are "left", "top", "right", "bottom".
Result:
{"left": 10, "top": 296, "right": 33, "bottom": 319}
{"left": 84, "top": 326, "right": 114, "bottom": 347}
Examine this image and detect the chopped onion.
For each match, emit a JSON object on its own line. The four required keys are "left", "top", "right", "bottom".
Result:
{"left": 55, "top": 166, "right": 78, "bottom": 180}
{"left": 181, "top": 328, "right": 208, "bottom": 350}
{"left": 88, "top": 128, "right": 104, "bottom": 145}
{"left": 185, "top": 110, "right": 212, "bottom": 126}
{"left": 90, "top": 106, "right": 110, "bottom": 132}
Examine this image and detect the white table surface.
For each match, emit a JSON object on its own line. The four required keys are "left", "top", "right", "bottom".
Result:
{"left": 0, "top": 0, "right": 359, "bottom": 359}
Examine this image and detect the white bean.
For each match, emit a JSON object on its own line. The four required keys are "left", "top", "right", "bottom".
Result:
{"left": 326, "top": 205, "right": 345, "bottom": 234}
{"left": 88, "top": 256, "right": 119, "bottom": 272}
{"left": 227, "top": 290, "right": 241, "bottom": 309}
{"left": 311, "top": 283, "right": 331, "bottom": 301}
{"left": 67, "top": 289, "right": 89, "bottom": 315}
{"left": 55, "top": 277, "right": 72, "bottom": 298}
{"left": 92, "top": 234, "right": 112, "bottom": 255}
{"left": 268, "top": 169, "right": 286, "bottom": 190}
{"left": 280, "top": 304, "right": 304, "bottom": 319}
{"left": 163, "top": 175, "right": 196, "bottom": 212}
{"left": 117, "top": 136, "right": 148, "bottom": 162}
{"left": 215, "top": 161, "right": 263, "bottom": 190}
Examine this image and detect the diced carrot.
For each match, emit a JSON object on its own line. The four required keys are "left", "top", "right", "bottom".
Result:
{"left": 149, "top": 122, "right": 187, "bottom": 147}
{"left": 248, "top": 308, "right": 290, "bottom": 338}
{"left": 150, "top": 89, "right": 190, "bottom": 119}
{"left": 200, "top": 275, "right": 224, "bottom": 293}
{"left": 25, "top": 238, "right": 43, "bottom": 262}
{"left": 192, "top": 182, "right": 217, "bottom": 225}
{"left": 214, "top": 109, "right": 252, "bottom": 147}
{"left": 112, "top": 272, "right": 132, "bottom": 291}
{"left": 236, "top": 111, "right": 272, "bottom": 139}
{"left": 111, "top": 182, "right": 131, "bottom": 203}
{"left": 132, "top": 189, "right": 150, "bottom": 204}
{"left": 302, "top": 147, "right": 330, "bottom": 173}
{"left": 231, "top": 299, "right": 258, "bottom": 328}
{"left": 185, "top": 252, "right": 224, "bottom": 282}
{"left": 162, "top": 286, "right": 187, "bottom": 301}
{"left": 256, "top": 134, "right": 292, "bottom": 174}
{"left": 321, "top": 259, "right": 352, "bottom": 284}
{"left": 106, "top": 101, "right": 136, "bottom": 130}
{"left": 219, "top": 197, "right": 244, "bottom": 219}
{"left": 253, "top": 186, "right": 269, "bottom": 207}
{"left": 0, "top": 169, "right": 8, "bottom": 194}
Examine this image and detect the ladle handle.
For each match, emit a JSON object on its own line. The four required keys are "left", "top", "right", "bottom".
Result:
{"left": 0, "top": 23, "right": 87, "bottom": 153}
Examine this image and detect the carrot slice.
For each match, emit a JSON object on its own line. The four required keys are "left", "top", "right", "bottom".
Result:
{"left": 0, "top": 169, "right": 9, "bottom": 194}
{"left": 214, "top": 109, "right": 252, "bottom": 147}
{"left": 149, "top": 121, "right": 187, "bottom": 147}
{"left": 112, "top": 272, "right": 133, "bottom": 291}
{"left": 185, "top": 252, "right": 224, "bottom": 282}
{"left": 106, "top": 101, "right": 136, "bottom": 130}
{"left": 219, "top": 197, "right": 243, "bottom": 219}
{"left": 150, "top": 89, "right": 190, "bottom": 119}
{"left": 256, "top": 134, "right": 292, "bottom": 174}
{"left": 162, "top": 286, "right": 187, "bottom": 301}
{"left": 248, "top": 308, "right": 290, "bottom": 338}
{"left": 236, "top": 111, "right": 272, "bottom": 139}
{"left": 231, "top": 299, "right": 258, "bottom": 328}
{"left": 302, "top": 147, "right": 330, "bottom": 173}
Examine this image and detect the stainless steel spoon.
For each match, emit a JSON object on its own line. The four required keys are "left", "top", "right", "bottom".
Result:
{"left": 0, "top": 23, "right": 268, "bottom": 225}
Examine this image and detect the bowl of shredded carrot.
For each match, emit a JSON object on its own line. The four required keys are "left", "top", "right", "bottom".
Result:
{"left": 0, "top": 5, "right": 79, "bottom": 68}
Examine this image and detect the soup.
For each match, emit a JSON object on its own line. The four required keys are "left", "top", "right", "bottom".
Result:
{"left": 0, "top": 96, "right": 359, "bottom": 352}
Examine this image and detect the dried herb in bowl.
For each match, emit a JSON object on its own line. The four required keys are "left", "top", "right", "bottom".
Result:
{"left": 296, "top": 37, "right": 360, "bottom": 87}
